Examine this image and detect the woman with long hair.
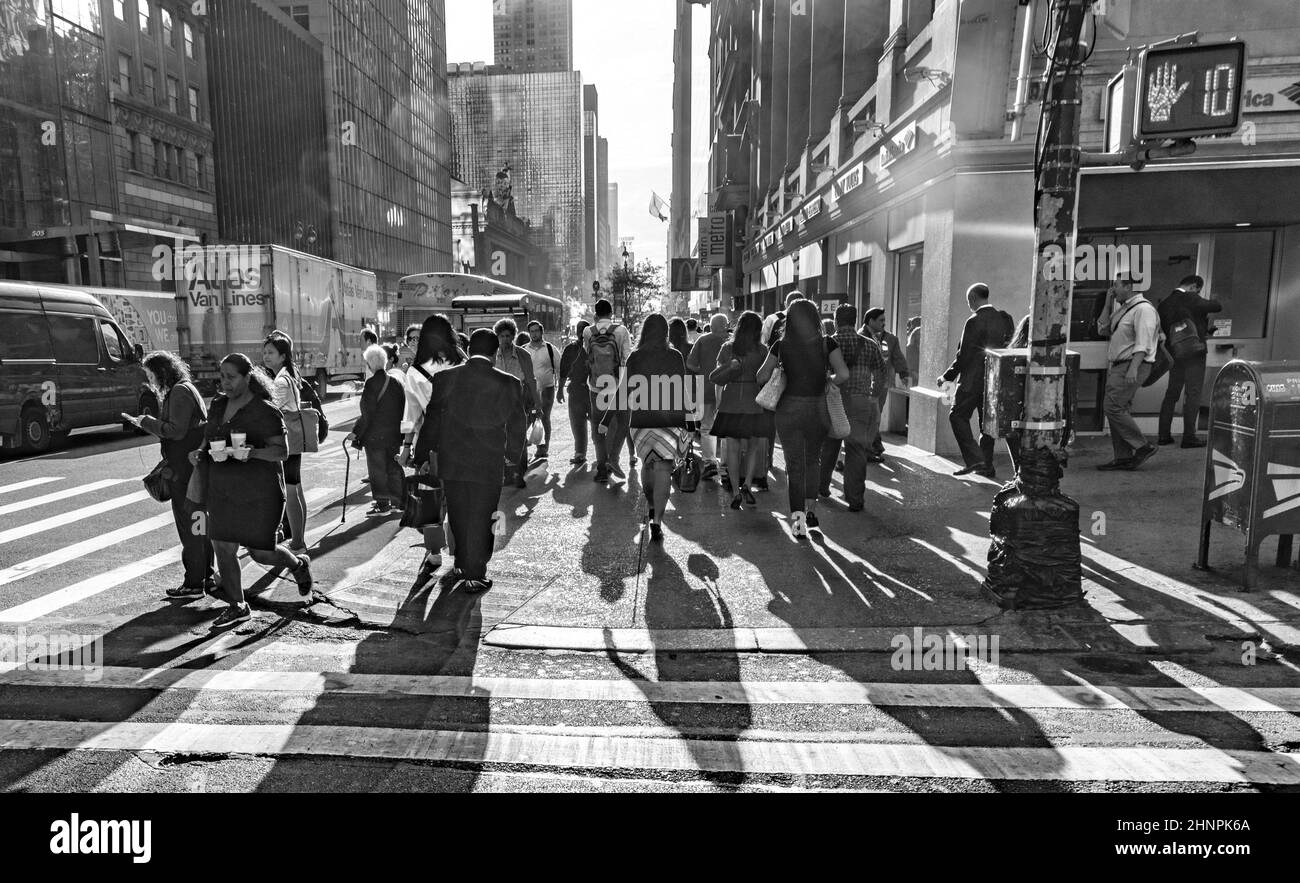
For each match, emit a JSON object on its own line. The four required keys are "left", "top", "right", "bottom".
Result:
{"left": 187, "top": 354, "right": 312, "bottom": 628}
{"left": 558, "top": 319, "right": 591, "bottom": 465}
{"left": 263, "top": 331, "right": 309, "bottom": 552}
{"left": 131, "top": 350, "right": 215, "bottom": 597}
{"left": 756, "top": 300, "right": 850, "bottom": 537}
{"left": 626, "top": 314, "right": 689, "bottom": 542}
{"left": 400, "top": 314, "right": 466, "bottom": 577}
{"left": 709, "top": 311, "right": 773, "bottom": 510}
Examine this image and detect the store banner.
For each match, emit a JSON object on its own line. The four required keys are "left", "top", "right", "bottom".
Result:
{"left": 1243, "top": 75, "right": 1300, "bottom": 113}
{"left": 798, "top": 242, "right": 823, "bottom": 280}
{"left": 704, "top": 212, "right": 731, "bottom": 267}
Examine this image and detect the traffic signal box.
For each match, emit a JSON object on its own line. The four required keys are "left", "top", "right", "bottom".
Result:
{"left": 982, "top": 348, "right": 1082, "bottom": 440}
{"left": 1196, "top": 360, "right": 1300, "bottom": 590}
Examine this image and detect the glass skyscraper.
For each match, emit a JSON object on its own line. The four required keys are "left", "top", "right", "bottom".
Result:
{"left": 491, "top": 0, "right": 572, "bottom": 74}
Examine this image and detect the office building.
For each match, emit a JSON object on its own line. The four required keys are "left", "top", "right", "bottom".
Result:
{"left": 708, "top": 0, "right": 1300, "bottom": 454}
{"left": 492, "top": 0, "right": 572, "bottom": 74}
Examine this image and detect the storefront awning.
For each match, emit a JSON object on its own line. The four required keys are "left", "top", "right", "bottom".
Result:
{"left": 798, "top": 242, "right": 823, "bottom": 280}
{"left": 761, "top": 262, "right": 778, "bottom": 290}
{"left": 777, "top": 255, "right": 795, "bottom": 286}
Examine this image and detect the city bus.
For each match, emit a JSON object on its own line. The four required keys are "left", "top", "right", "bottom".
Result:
{"left": 395, "top": 273, "right": 566, "bottom": 346}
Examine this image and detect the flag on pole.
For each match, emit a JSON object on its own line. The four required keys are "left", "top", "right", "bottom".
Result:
{"left": 649, "top": 192, "right": 670, "bottom": 222}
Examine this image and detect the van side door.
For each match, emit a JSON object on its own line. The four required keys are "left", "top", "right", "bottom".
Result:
{"left": 45, "top": 313, "right": 108, "bottom": 428}
{"left": 96, "top": 317, "right": 141, "bottom": 415}
{"left": 0, "top": 308, "right": 57, "bottom": 442}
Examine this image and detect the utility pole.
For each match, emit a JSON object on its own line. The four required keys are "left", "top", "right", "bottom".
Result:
{"left": 984, "top": 0, "right": 1091, "bottom": 609}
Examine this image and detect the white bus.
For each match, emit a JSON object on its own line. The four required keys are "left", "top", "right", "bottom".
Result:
{"left": 395, "top": 273, "right": 566, "bottom": 346}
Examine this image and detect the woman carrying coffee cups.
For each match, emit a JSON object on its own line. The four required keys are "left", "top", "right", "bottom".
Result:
{"left": 188, "top": 353, "right": 313, "bottom": 629}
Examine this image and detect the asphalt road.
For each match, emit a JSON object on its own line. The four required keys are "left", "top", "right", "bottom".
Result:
{"left": 1, "top": 387, "right": 1298, "bottom": 792}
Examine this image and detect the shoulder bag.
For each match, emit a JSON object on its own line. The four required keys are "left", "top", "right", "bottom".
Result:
{"left": 299, "top": 376, "right": 329, "bottom": 443}
{"left": 754, "top": 346, "right": 786, "bottom": 411}
{"left": 671, "top": 434, "right": 703, "bottom": 493}
{"left": 821, "top": 337, "right": 851, "bottom": 440}
{"left": 143, "top": 460, "right": 173, "bottom": 502}
{"left": 283, "top": 372, "right": 320, "bottom": 454}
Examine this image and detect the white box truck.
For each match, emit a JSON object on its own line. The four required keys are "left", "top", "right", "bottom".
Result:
{"left": 174, "top": 244, "right": 378, "bottom": 395}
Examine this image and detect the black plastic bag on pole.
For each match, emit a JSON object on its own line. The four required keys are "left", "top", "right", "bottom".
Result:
{"left": 983, "top": 448, "right": 1082, "bottom": 610}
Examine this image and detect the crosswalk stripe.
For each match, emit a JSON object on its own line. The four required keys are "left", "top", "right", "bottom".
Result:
{"left": 0, "top": 487, "right": 338, "bottom": 620}
{"left": 1, "top": 665, "right": 1298, "bottom": 713}
{"left": 0, "top": 477, "right": 62, "bottom": 497}
{"left": 0, "top": 513, "right": 175, "bottom": 589}
{"left": 0, "top": 719, "right": 1295, "bottom": 783}
{"left": 0, "top": 478, "right": 133, "bottom": 517}
{"left": 0, "top": 490, "right": 154, "bottom": 546}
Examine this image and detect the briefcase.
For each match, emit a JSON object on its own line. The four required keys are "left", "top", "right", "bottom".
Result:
{"left": 399, "top": 474, "right": 444, "bottom": 531}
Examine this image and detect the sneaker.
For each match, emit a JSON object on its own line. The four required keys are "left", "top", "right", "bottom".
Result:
{"left": 166, "top": 584, "right": 206, "bottom": 599}
{"left": 593, "top": 467, "right": 609, "bottom": 483}
{"left": 456, "top": 577, "right": 493, "bottom": 594}
{"left": 211, "top": 603, "right": 251, "bottom": 629}
{"left": 805, "top": 511, "right": 820, "bottom": 530}
{"left": 439, "top": 567, "right": 463, "bottom": 588}
{"left": 365, "top": 502, "right": 391, "bottom": 516}
{"left": 1181, "top": 437, "right": 1207, "bottom": 449}
{"left": 1127, "top": 444, "right": 1158, "bottom": 469}
{"left": 292, "top": 554, "right": 313, "bottom": 596}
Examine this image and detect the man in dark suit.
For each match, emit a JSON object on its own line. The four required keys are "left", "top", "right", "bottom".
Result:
{"left": 415, "top": 329, "right": 527, "bottom": 593}
{"left": 940, "top": 283, "right": 1015, "bottom": 478}
{"left": 1157, "top": 274, "right": 1222, "bottom": 448}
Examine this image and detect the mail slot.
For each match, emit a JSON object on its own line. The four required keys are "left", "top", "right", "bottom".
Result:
{"left": 982, "top": 348, "right": 1082, "bottom": 439}
{"left": 1195, "top": 359, "right": 1300, "bottom": 590}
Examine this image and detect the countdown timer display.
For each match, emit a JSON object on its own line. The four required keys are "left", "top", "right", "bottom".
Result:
{"left": 1137, "top": 41, "right": 1247, "bottom": 140}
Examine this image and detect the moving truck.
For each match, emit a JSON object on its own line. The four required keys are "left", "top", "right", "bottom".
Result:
{"left": 175, "top": 244, "right": 378, "bottom": 395}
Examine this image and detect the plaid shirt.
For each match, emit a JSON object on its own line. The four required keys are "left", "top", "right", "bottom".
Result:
{"left": 834, "top": 327, "right": 885, "bottom": 396}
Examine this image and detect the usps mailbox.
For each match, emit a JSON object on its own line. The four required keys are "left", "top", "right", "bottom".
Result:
{"left": 1195, "top": 360, "right": 1300, "bottom": 590}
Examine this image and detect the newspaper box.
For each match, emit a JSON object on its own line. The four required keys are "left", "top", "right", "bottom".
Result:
{"left": 1195, "top": 360, "right": 1300, "bottom": 590}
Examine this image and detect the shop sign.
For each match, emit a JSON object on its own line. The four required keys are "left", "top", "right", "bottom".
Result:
{"left": 671, "top": 258, "right": 713, "bottom": 292}
{"left": 801, "top": 196, "right": 823, "bottom": 224}
{"left": 879, "top": 122, "right": 919, "bottom": 169}
{"left": 820, "top": 299, "right": 839, "bottom": 316}
{"left": 780, "top": 216, "right": 795, "bottom": 237}
{"left": 1242, "top": 75, "right": 1300, "bottom": 113}
{"left": 704, "top": 212, "right": 730, "bottom": 267}
{"left": 764, "top": 231, "right": 777, "bottom": 249}
{"left": 836, "top": 163, "right": 864, "bottom": 196}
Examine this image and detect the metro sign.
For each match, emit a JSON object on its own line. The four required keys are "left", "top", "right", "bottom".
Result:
{"left": 1136, "top": 41, "right": 1246, "bottom": 141}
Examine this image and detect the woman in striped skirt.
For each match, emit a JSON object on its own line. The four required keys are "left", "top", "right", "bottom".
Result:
{"left": 626, "top": 314, "right": 689, "bottom": 543}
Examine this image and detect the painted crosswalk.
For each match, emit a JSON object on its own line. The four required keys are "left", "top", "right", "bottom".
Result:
{"left": 0, "top": 478, "right": 132, "bottom": 517}
{"left": 0, "top": 640, "right": 1297, "bottom": 786}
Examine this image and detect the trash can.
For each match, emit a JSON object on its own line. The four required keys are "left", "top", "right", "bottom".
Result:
{"left": 1195, "top": 359, "right": 1300, "bottom": 590}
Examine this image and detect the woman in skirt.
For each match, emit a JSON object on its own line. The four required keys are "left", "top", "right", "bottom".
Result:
{"left": 709, "top": 310, "right": 774, "bottom": 510}
{"left": 188, "top": 354, "right": 312, "bottom": 629}
{"left": 626, "top": 314, "right": 688, "bottom": 543}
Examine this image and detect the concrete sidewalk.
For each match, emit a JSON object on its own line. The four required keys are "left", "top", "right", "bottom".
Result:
{"left": 323, "top": 418, "right": 1300, "bottom": 655}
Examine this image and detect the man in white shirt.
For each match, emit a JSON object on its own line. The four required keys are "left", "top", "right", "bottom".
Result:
{"left": 1096, "top": 273, "right": 1161, "bottom": 471}
{"left": 524, "top": 320, "right": 558, "bottom": 458}
{"left": 583, "top": 298, "right": 633, "bottom": 482}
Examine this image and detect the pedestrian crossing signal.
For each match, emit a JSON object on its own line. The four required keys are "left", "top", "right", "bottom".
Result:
{"left": 1136, "top": 41, "right": 1246, "bottom": 141}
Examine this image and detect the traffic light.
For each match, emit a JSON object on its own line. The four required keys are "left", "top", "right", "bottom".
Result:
{"left": 1135, "top": 41, "right": 1246, "bottom": 141}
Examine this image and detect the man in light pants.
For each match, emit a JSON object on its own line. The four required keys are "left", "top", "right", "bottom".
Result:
{"left": 1096, "top": 273, "right": 1161, "bottom": 471}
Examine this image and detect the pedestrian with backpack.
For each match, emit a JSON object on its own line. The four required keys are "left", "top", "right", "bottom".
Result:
{"left": 524, "top": 319, "right": 559, "bottom": 459}
{"left": 585, "top": 298, "right": 633, "bottom": 483}
{"left": 558, "top": 319, "right": 592, "bottom": 465}
{"left": 1156, "top": 274, "right": 1221, "bottom": 449}
{"left": 939, "top": 284, "right": 1016, "bottom": 479}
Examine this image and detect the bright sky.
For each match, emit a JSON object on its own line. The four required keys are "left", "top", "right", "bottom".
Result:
{"left": 445, "top": 0, "right": 711, "bottom": 272}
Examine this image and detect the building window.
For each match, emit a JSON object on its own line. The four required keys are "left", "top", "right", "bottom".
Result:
{"left": 139, "top": 0, "right": 151, "bottom": 32}
{"left": 187, "top": 86, "right": 199, "bottom": 122}
{"left": 280, "top": 5, "right": 309, "bottom": 29}
{"left": 166, "top": 76, "right": 178, "bottom": 113}
{"left": 161, "top": 8, "right": 173, "bottom": 46}
{"left": 153, "top": 140, "right": 165, "bottom": 177}
{"left": 127, "top": 131, "right": 138, "bottom": 170}
{"left": 183, "top": 21, "right": 194, "bottom": 57}
{"left": 166, "top": 144, "right": 177, "bottom": 180}
{"left": 117, "top": 52, "right": 130, "bottom": 91}
{"left": 113, "top": 0, "right": 125, "bottom": 20}
{"left": 195, "top": 153, "right": 206, "bottom": 189}
{"left": 142, "top": 63, "right": 156, "bottom": 102}
{"left": 185, "top": 151, "right": 198, "bottom": 187}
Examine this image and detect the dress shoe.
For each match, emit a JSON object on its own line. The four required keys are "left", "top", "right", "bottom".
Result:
{"left": 847, "top": 502, "right": 864, "bottom": 513}
{"left": 1157, "top": 436, "right": 1176, "bottom": 446}
{"left": 1181, "top": 437, "right": 1207, "bottom": 449}
{"left": 953, "top": 464, "right": 980, "bottom": 476}
{"left": 1127, "top": 444, "right": 1158, "bottom": 469}
{"left": 974, "top": 467, "right": 997, "bottom": 479}
{"left": 1096, "top": 459, "right": 1133, "bottom": 471}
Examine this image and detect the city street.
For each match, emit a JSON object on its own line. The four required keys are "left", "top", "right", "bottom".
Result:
{"left": 1, "top": 388, "right": 1297, "bottom": 793}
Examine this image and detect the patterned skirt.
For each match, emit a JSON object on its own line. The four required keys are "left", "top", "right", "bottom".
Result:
{"left": 630, "top": 427, "right": 683, "bottom": 463}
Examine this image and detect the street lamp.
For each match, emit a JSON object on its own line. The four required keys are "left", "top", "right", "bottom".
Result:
{"left": 620, "top": 245, "right": 630, "bottom": 325}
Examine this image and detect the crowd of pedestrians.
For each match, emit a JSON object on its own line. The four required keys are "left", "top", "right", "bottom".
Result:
{"left": 138, "top": 270, "right": 1216, "bottom": 624}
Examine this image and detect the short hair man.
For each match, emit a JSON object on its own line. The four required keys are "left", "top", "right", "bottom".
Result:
{"left": 398, "top": 324, "right": 421, "bottom": 370}
{"left": 863, "top": 307, "right": 912, "bottom": 461}
{"left": 524, "top": 319, "right": 559, "bottom": 458}
{"left": 583, "top": 298, "right": 634, "bottom": 482}
{"left": 818, "top": 303, "right": 886, "bottom": 511}
{"left": 1095, "top": 273, "right": 1161, "bottom": 470}
{"left": 1156, "top": 273, "right": 1222, "bottom": 448}
{"left": 939, "top": 284, "right": 1015, "bottom": 478}
{"left": 493, "top": 317, "right": 539, "bottom": 487}
{"left": 414, "top": 328, "right": 526, "bottom": 593}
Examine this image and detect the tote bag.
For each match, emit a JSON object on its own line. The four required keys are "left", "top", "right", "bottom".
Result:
{"left": 754, "top": 356, "right": 786, "bottom": 410}
{"left": 821, "top": 338, "right": 851, "bottom": 439}
{"left": 282, "top": 371, "right": 320, "bottom": 454}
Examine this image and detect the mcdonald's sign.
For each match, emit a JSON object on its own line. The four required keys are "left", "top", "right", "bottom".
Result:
{"left": 671, "top": 258, "right": 713, "bottom": 292}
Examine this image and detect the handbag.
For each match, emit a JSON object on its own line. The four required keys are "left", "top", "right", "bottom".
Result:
{"left": 755, "top": 353, "right": 786, "bottom": 410}
{"left": 142, "top": 460, "right": 173, "bottom": 502}
{"left": 1167, "top": 317, "right": 1207, "bottom": 361}
{"left": 399, "top": 473, "right": 444, "bottom": 531}
{"left": 821, "top": 338, "right": 851, "bottom": 440}
{"left": 283, "top": 372, "right": 320, "bottom": 454}
{"left": 671, "top": 435, "right": 702, "bottom": 493}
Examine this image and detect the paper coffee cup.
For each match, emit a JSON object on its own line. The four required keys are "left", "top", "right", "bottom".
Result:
{"left": 230, "top": 433, "right": 247, "bottom": 448}
{"left": 210, "top": 440, "right": 227, "bottom": 451}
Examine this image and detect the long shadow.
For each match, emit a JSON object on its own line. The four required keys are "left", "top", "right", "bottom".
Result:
{"left": 604, "top": 545, "right": 753, "bottom": 788}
